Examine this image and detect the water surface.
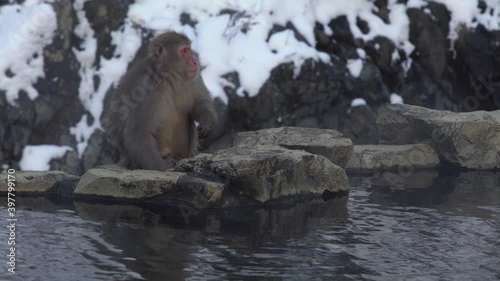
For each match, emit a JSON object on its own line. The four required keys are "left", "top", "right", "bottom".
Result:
{"left": 1, "top": 170, "right": 499, "bottom": 281}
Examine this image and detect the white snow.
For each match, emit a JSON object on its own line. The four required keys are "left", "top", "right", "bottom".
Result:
{"left": 390, "top": 93, "right": 404, "bottom": 104}
{"left": 71, "top": 0, "right": 142, "bottom": 155}
{"left": 19, "top": 145, "right": 72, "bottom": 171}
{"left": 347, "top": 59, "right": 364, "bottom": 78}
{"left": 392, "top": 50, "right": 401, "bottom": 62}
{"left": 407, "top": 0, "right": 428, "bottom": 8}
{"left": 126, "top": 0, "right": 419, "bottom": 100}
{"left": 0, "top": 1, "right": 57, "bottom": 105}
{"left": 431, "top": 0, "right": 500, "bottom": 43}
{"left": 431, "top": 0, "right": 479, "bottom": 42}
{"left": 330, "top": 1, "right": 416, "bottom": 58}
{"left": 174, "top": 2, "right": 332, "bottom": 100}
{"left": 475, "top": 0, "right": 500, "bottom": 31}
{"left": 356, "top": 48, "right": 367, "bottom": 59}
{"left": 351, "top": 98, "right": 367, "bottom": 107}
{"left": 348, "top": 48, "right": 367, "bottom": 77}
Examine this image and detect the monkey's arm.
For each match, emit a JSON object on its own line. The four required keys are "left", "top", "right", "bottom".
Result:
{"left": 189, "top": 76, "right": 217, "bottom": 139}
{"left": 123, "top": 129, "right": 173, "bottom": 171}
{"left": 193, "top": 94, "right": 217, "bottom": 139}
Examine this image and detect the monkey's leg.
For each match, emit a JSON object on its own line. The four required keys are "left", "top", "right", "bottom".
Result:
{"left": 161, "top": 146, "right": 183, "bottom": 169}
{"left": 124, "top": 134, "right": 171, "bottom": 171}
{"left": 162, "top": 156, "right": 177, "bottom": 168}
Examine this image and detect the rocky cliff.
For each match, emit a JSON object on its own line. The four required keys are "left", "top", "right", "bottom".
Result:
{"left": 0, "top": 0, "right": 498, "bottom": 174}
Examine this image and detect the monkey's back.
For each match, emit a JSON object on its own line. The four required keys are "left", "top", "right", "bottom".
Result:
{"left": 103, "top": 58, "right": 160, "bottom": 167}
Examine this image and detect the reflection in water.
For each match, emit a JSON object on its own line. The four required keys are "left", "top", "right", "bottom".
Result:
{"left": 73, "top": 196, "right": 349, "bottom": 281}
{"left": 0, "top": 171, "right": 499, "bottom": 281}
{"left": 0, "top": 205, "right": 143, "bottom": 281}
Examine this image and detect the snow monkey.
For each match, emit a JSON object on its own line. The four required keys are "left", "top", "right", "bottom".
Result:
{"left": 102, "top": 31, "right": 217, "bottom": 171}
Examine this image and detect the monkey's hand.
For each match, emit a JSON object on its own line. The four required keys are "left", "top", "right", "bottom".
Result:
{"left": 197, "top": 124, "right": 213, "bottom": 139}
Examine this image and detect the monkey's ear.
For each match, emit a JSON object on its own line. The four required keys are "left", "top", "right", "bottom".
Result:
{"left": 154, "top": 44, "right": 166, "bottom": 57}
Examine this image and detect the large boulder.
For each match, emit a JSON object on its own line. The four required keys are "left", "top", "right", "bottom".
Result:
{"left": 346, "top": 144, "right": 440, "bottom": 173}
{"left": 226, "top": 60, "right": 345, "bottom": 131}
{"left": 234, "top": 127, "right": 353, "bottom": 168}
{"left": 175, "top": 145, "right": 349, "bottom": 204}
{"left": 377, "top": 104, "right": 500, "bottom": 169}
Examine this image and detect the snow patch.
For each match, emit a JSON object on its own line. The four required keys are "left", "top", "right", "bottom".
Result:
{"left": 407, "top": 0, "right": 428, "bottom": 8}
{"left": 347, "top": 59, "right": 364, "bottom": 78}
{"left": 351, "top": 98, "right": 367, "bottom": 107}
{"left": 356, "top": 48, "right": 367, "bottom": 59}
{"left": 19, "top": 145, "right": 72, "bottom": 171}
{"left": 431, "top": 0, "right": 479, "bottom": 42}
{"left": 71, "top": 0, "right": 142, "bottom": 155}
{"left": 431, "top": 0, "right": 500, "bottom": 43}
{"left": 390, "top": 93, "right": 404, "bottom": 104}
{"left": 0, "top": 2, "right": 57, "bottom": 105}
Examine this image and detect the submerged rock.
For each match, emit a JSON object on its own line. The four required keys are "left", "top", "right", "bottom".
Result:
{"left": 377, "top": 104, "right": 500, "bottom": 169}
{"left": 346, "top": 144, "right": 440, "bottom": 173}
{"left": 377, "top": 170, "right": 439, "bottom": 190}
{"left": 349, "top": 169, "right": 439, "bottom": 190}
{"left": 11, "top": 196, "right": 349, "bottom": 242}
{"left": 234, "top": 127, "right": 353, "bottom": 168}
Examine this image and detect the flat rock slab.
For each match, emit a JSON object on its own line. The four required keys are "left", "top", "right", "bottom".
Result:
{"left": 346, "top": 144, "right": 440, "bottom": 173}
{"left": 377, "top": 104, "right": 500, "bottom": 169}
{"left": 75, "top": 166, "right": 183, "bottom": 199}
{"left": 0, "top": 171, "right": 78, "bottom": 194}
{"left": 176, "top": 145, "right": 349, "bottom": 204}
{"left": 234, "top": 127, "right": 353, "bottom": 168}
{"left": 74, "top": 165, "right": 225, "bottom": 206}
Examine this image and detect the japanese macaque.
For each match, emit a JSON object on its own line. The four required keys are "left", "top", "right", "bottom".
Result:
{"left": 102, "top": 31, "right": 217, "bottom": 171}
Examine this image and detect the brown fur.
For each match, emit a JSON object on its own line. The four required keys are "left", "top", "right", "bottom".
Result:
{"left": 102, "top": 32, "right": 217, "bottom": 171}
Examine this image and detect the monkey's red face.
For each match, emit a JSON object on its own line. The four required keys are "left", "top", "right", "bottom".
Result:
{"left": 178, "top": 45, "right": 199, "bottom": 79}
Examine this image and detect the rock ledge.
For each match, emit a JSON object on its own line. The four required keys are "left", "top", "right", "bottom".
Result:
{"left": 1, "top": 128, "right": 350, "bottom": 208}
